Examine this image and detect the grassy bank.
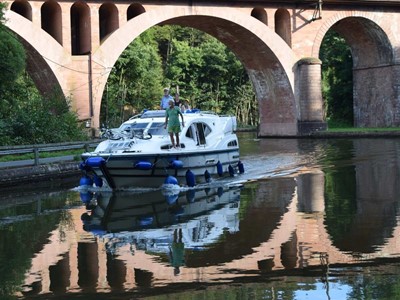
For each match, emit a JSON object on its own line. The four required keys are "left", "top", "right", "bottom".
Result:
{"left": 326, "top": 119, "right": 400, "bottom": 132}
{"left": 327, "top": 127, "right": 400, "bottom": 133}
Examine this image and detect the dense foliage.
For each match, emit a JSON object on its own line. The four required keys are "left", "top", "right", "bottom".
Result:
{"left": 102, "top": 26, "right": 258, "bottom": 128}
{"left": 0, "top": 8, "right": 25, "bottom": 91}
{"left": 0, "top": 70, "right": 87, "bottom": 145}
{"left": 320, "top": 30, "right": 354, "bottom": 126}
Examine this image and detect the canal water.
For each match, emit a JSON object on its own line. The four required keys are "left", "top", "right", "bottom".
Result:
{"left": 2, "top": 132, "right": 400, "bottom": 299}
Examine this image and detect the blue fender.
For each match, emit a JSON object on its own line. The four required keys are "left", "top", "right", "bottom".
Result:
{"left": 170, "top": 160, "right": 183, "bottom": 169}
{"left": 185, "top": 170, "right": 196, "bottom": 187}
{"left": 165, "top": 175, "right": 179, "bottom": 185}
{"left": 80, "top": 175, "right": 93, "bottom": 187}
{"left": 216, "top": 161, "right": 223, "bottom": 176}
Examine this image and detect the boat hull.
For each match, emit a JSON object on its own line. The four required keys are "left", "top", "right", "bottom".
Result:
{"left": 81, "top": 148, "right": 240, "bottom": 189}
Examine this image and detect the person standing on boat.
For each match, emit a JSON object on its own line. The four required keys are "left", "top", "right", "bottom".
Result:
{"left": 165, "top": 100, "right": 184, "bottom": 148}
{"left": 160, "top": 87, "right": 174, "bottom": 110}
{"left": 180, "top": 99, "right": 191, "bottom": 112}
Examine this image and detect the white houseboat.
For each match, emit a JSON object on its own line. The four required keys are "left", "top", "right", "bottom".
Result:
{"left": 80, "top": 110, "right": 243, "bottom": 189}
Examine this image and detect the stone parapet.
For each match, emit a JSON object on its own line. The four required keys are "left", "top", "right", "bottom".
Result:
{"left": 0, "top": 162, "right": 80, "bottom": 188}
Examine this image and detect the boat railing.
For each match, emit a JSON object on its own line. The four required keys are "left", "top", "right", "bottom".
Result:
{"left": 128, "top": 113, "right": 142, "bottom": 120}
{"left": 126, "top": 109, "right": 234, "bottom": 119}
{"left": 184, "top": 110, "right": 234, "bottom": 117}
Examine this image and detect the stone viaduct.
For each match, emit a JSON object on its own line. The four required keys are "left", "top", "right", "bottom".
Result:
{"left": 3, "top": 0, "right": 400, "bottom": 136}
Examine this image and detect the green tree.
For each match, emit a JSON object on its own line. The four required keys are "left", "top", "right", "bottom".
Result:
{"left": 0, "top": 30, "right": 26, "bottom": 91}
{"left": 165, "top": 38, "right": 203, "bottom": 105}
{"left": 101, "top": 35, "right": 163, "bottom": 127}
{"left": 320, "top": 30, "right": 353, "bottom": 126}
{"left": 0, "top": 2, "right": 5, "bottom": 24}
{"left": 151, "top": 25, "right": 256, "bottom": 115}
{"left": 196, "top": 38, "right": 230, "bottom": 111}
{"left": 103, "top": 25, "right": 257, "bottom": 127}
{"left": 0, "top": 73, "right": 86, "bottom": 145}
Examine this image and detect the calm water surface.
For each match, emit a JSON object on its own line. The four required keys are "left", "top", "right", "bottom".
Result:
{"left": 2, "top": 133, "right": 400, "bottom": 299}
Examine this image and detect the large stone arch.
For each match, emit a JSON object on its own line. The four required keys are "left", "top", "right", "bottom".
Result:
{"left": 312, "top": 12, "right": 399, "bottom": 127}
{"left": 91, "top": 7, "right": 299, "bottom": 136}
{"left": 4, "top": 10, "right": 69, "bottom": 100}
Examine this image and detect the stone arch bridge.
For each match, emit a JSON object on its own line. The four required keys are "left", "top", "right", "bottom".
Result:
{"left": 4, "top": 0, "right": 400, "bottom": 136}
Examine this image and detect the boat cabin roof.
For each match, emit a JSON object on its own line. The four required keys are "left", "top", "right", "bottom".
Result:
{"left": 129, "top": 109, "right": 202, "bottom": 120}
{"left": 114, "top": 109, "right": 236, "bottom": 139}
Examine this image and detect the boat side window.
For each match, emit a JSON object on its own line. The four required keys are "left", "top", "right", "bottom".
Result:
{"left": 185, "top": 126, "right": 194, "bottom": 139}
{"left": 228, "top": 140, "right": 238, "bottom": 147}
{"left": 202, "top": 123, "right": 211, "bottom": 137}
{"left": 185, "top": 122, "right": 211, "bottom": 145}
{"left": 196, "top": 123, "right": 206, "bottom": 145}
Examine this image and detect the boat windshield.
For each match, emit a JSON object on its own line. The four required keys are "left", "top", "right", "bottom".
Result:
{"left": 119, "top": 122, "right": 148, "bottom": 132}
{"left": 148, "top": 122, "right": 167, "bottom": 135}
{"left": 119, "top": 122, "right": 167, "bottom": 136}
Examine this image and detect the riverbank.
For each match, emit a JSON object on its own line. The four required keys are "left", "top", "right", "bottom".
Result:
{"left": 0, "top": 161, "right": 80, "bottom": 188}
{"left": 1, "top": 129, "right": 400, "bottom": 188}
{"left": 238, "top": 127, "right": 400, "bottom": 138}
{"left": 306, "top": 129, "right": 400, "bottom": 138}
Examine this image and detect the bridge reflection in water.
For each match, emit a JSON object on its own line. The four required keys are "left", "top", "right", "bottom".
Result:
{"left": 18, "top": 181, "right": 399, "bottom": 295}
{"left": 15, "top": 139, "right": 400, "bottom": 297}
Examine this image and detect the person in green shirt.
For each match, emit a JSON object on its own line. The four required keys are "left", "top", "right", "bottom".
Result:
{"left": 164, "top": 100, "right": 185, "bottom": 148}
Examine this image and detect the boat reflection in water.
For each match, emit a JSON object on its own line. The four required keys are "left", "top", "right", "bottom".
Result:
{"left": 80, "top": 184, "right": 242, "bottom": 260}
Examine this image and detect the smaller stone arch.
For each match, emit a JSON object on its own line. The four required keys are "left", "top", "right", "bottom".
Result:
{"left": 41, "top": 0, "right": 62, "bottom": 45}
{"left": 10, "top": 0, "right": 32, "bottom": 21}
{"left": 251, "top": 7, "right": 268, "bottom": 26}
{"left": 313, "top": 13, "right": 398, "bottom": 127}
{"left": 70, "top": 1, "right": 91, "bottom": 55}
{"left": 275, "top": 8, "right": 291, "bottom": 47}
{"left": 99, "top": 3, "right": 119, "bottom": 43}
{"left": 312, "top": 11, "right": 397, "bottom": 60}
{"left": 127, "top": 3, "right": 145, "bottom": 21}
{"left": 332, "top": 17, "right": 393, "bottom": 69}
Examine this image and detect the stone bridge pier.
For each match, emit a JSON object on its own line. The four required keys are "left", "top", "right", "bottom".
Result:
{"left": 5, "top": 0, "right": 400, "bottom": 136}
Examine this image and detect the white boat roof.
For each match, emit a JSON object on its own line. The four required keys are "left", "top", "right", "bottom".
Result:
{"left": 91, "top": 109, "right": 238, "bottom": 155}
{"left": 125, "top": 109, "right": 225, "bottom": 122}
{"left": 115, "top": 109, "right": 237, "bottom": 136}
